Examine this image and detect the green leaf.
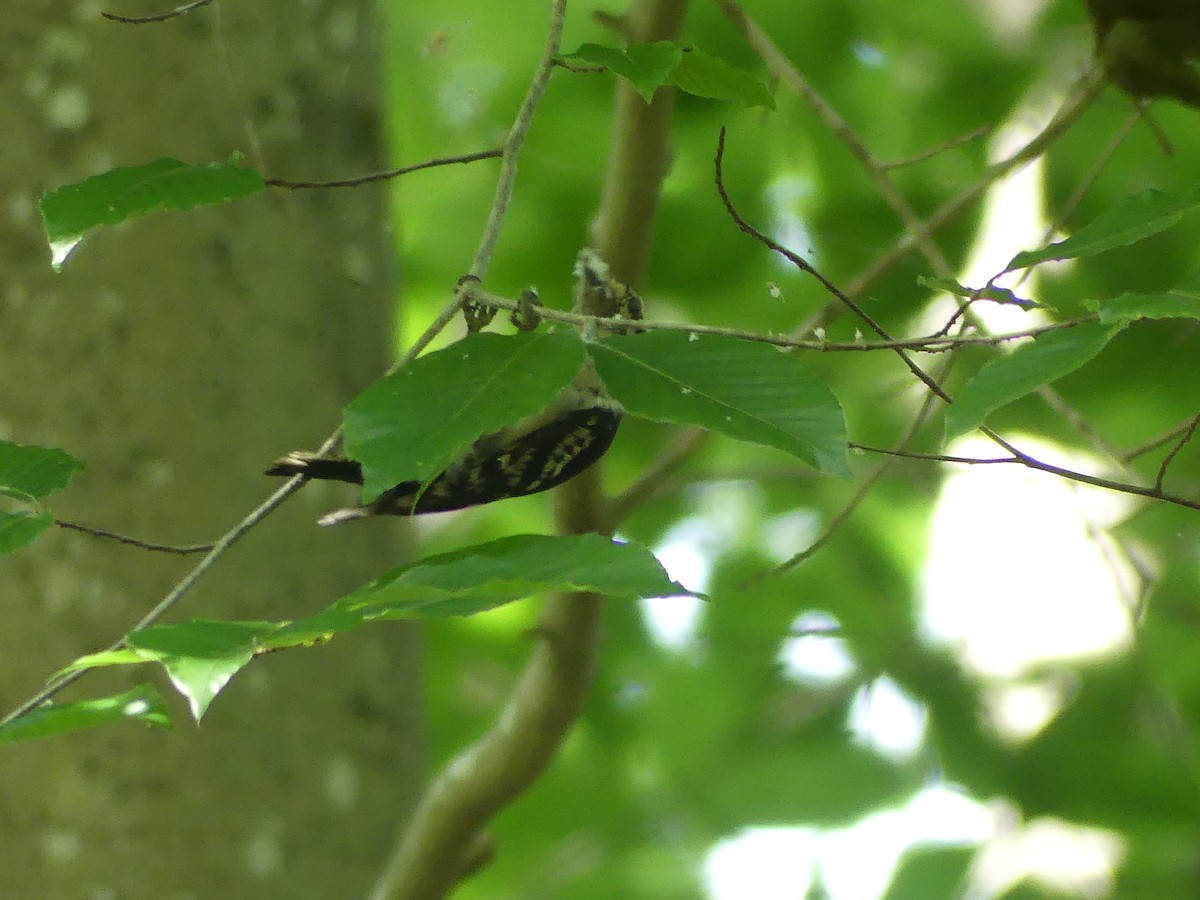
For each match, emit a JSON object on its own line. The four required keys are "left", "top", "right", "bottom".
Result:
{"left": 0, "top": 684, "right": 170, "bottom": 744}
{"left": 590, "top": 331, "right": 848, "bottom": 475}
{"left": 344, "top": 329, "right": 588, "bottom": 502}
{"left": 560, "top": 41, "right": 683, "bottom": 103}
{"left": 559, "top": 43, "right": 773, "bottom": 108}
{"left": 1004, "top": 184, "right": 1200, "bottom": 273}
{"left": 0, "top": 511, "right": 54, "bottom": 556}
{"left": 39, "top": 156, "right": 265, "bottom": 270}
{"left": 128, "top": 621, "right": 275, "bottom": 720}
{"left": 918, "top": 276, "right": 1037, "bottom": 309}
{"left": 61, "top": 621, "right": 276, "bottom": 721}
{"left": 279, "top": 533, "right": 696, "bottom": 624}
{"left": 945, "top": 321, "right": 1123, "bottom": 440}
{"left": 0, "top": 440, "right": 85, "bottom": 500}
{"left": 1090, "top": 279, "right": 1200, "bottom": 324}
{"left": 668, "top": 47, "right": 776, "bottom": 109}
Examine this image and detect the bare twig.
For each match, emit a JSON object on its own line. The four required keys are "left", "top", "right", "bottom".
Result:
{"left": 848, "top": 444, "right": 1015, "bottom": 465}
{"left": 716, "top": 129, "right": 1200, "bottom": 515}
{"left": 2, "top": 7, "right": 546, "bottom": 734}
{"left": 264, "top": 149, "right": 502, "bottom": 190}
{"left": 881, "top": 125, "right": 993, "bottom": 169}
{"left": 468, "top": 286, "right": 1093, "bottom": 352}
{"left": 101, "top": 0, "right": 213, "bottom": 24}
{"left": 54, "top": 519, "right": 214, "bottom": 555}
{"left": 1154, "top": 413, "right": 1200, "bottom": 493}
{"left": 1125, "top": 416, "right": 1200, "bottom": 463}
{"left": 2, "top": 474, "right": 308, "bottom": 726}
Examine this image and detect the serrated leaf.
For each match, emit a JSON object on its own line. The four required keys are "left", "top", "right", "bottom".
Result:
{"left": 0, "top": 511, "right": 54, "bottom": 556}
{"left": 668, "top": 47, "right": 775, "bottom": 109}
{"left": 275, "top": 534, "right": 696, "bottom": 625}
{"left": 0, "top": 684, "right": 170, "bottom": 744}
{"left": 344, "top": 330, "right": 588, "bottom": 502}
{"left": 560, "top": 41, "right": 683, "bottom": 103}
{"left": 590, "top": 332, "right": 848, "bottom": 475}
{"left": 1090, "top": 280, "right": 1200, "bottom": 324}
{"left": 0, "top": 440, "right": 85, "bottom": 501}
{"left": 39, "top": 156, "right": 265, "bottom": 270}
{"left": 1004, "top": 184, "right": 1200, "bottom": 273}
{"left": 918, "top": 276, "right": 1037, "bottom": 309}
{"left": 944, "top": 321, "right": 1123, "bottom": 440}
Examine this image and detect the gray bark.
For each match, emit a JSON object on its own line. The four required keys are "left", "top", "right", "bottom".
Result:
{"left": 0, "top": 3, "right": 423, "bottom": 898}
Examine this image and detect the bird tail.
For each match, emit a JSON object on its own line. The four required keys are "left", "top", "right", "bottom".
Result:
{"left": 265, "top": 451, "right": 364, "bottom": 485}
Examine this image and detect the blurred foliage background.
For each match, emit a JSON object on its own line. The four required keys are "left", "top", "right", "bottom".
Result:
{"left": 379, "top": 0, "right": 1200, "bottom": 897}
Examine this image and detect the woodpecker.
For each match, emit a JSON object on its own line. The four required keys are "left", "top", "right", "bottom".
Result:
{"left": 266, "top": 249, "right": 641, "bottom": 525}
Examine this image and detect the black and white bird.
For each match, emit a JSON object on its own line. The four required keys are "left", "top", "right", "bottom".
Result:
{"left": 266, "top": 250, "right": 641, "bottom": 525}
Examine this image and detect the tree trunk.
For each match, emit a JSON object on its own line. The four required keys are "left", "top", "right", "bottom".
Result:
{"left": 0, "top": 3, "right": 423, "bottom": 898}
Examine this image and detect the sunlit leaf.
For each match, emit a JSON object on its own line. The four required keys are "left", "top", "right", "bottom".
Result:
{"left": 591, "top": 331, "right": 848, "bottom": 475}
{"left": 944, "top": 321, "right": 1123, "bottom": 440}
{"left": 39, "top": 156, "right": 264, "bottom": 270}
{"left": 0, "top": 685, "right": 170, "bottom": 744}
{"left": 344, "top": 329, "right": 588, "bottom": 501}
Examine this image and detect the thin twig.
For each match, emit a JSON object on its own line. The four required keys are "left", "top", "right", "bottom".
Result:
{"left": 836, "top": 65, "right": 1108, "bottom": 314}
{"left": 1154, "top": 413, "right": 1200, "bottom": 493}
{"left": 1, "top": 475, "right": 307, "bottom": 726}
{"left": 1, "top": 34, "right": 537, "bottom": 734}
{"left": 1124, "top": 416, "right": 1200, "bottom": 462}
{"left": 469, "top": 286, "right": 1093, "bottom": 352}
{"left": 264, "top": 149, "right": 502, "bottom": 190}
{"left": 848, "top": 444, "right": 1015, "bottom": 465}
{"left": 606, "top": 427, "right": 710, "bottom": 526}
{"left": 716, "top": 129, "right": 1200, "bottom": 515}
{"left": 54, "top": 519, "right": 214, "bottom": 555}
{"left": 768, "top": 357, "right": 955, "bottom": 577}
{"left": 101, "top": 0, "right": 213, "bottom": 23}
{"left": 880, "top": 125, "right": 993, "bottom": 170}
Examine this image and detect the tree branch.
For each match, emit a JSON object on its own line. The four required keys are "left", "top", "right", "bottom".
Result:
{"left": 363, "top": 1, "right": 695, "bottom": 897}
